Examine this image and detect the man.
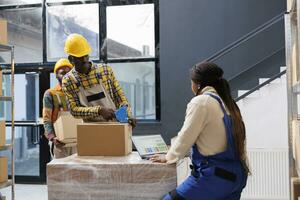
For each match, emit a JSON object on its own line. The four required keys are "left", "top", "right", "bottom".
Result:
{"left": 43, "top": 58, "right": 75, "bottom": 158}
{"left": 62, "top": 33, "right": 136, "bottom": 126}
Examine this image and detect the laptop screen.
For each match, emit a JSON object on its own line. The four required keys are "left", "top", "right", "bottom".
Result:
{"left": 132, "top": 135, "right": 168, "bottom": 157}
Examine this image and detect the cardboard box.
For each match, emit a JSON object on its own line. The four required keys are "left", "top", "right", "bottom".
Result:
{"left": 0, "top": 157, "right": 7, "bottom": 183}
{"left": 0, "top": 19, "right": 7, "bottom": 45}
{"left": 0, "top": 121, "right": 5, "bottom": 146}
{"left": 53, "top": 112, "right": 82, "bottom": 143}
{"left": 77, "top": 123, "right": 132, "bottom": 156}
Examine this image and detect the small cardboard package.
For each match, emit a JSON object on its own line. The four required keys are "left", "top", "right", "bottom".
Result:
{"left": 0, "top": 19, "right": 7, "bottom": 45}
{"left": 0, "top": 157, "right": 7, "bottom": 183}
{"left": 53, "top": 112, "right": 82, "bottom": 143}
{"left": 0, "top": 121, "right": 5, "bottom": 146}
{"left": 77, "top": 123, "right": 132, "bottom": 156}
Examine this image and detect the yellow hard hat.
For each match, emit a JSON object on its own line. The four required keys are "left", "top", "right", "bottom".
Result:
{"left": 64, "top": 33, "right": 92, "bottom": 57}
{"left": 54, "top": 58, "right": 73, "bottom": 74}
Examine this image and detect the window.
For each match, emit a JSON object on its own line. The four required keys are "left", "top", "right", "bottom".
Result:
{"left": 107, "top": 4, "right": 155, "bottom": 59}
{"left": 0, "top": 8, "right": 43, "bottom": 63}
{"left": 1, "top": 74, "right": 39, "bottom": 121}
{"left": 47, "top": 3, "right": 99, "bottom": 61}
{"left": 106, "top": 3, "right": 157, "bottom": 119}
{"left": 50, "top": 72, "right": 57, "bottom": 88}
{"left": 110, "top": 62, "right": 156, "bottom": 119}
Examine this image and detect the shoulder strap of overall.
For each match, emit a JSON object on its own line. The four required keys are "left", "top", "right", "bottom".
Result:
{"left": 203, "top": 93, "right": 227, "bottom": 115}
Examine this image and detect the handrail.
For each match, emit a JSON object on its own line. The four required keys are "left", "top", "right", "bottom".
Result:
{"left": 207, "top": 12, "right": 285, "bottom": 62}
{"left": 227, "top": 46, "right": 285, "bottom": 81}
{"left": 235, "top": 69, "right": 286, "bottom": 101}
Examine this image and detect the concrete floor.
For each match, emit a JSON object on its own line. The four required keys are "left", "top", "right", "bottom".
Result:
{"left": 0, "top": 184, "right": 47, "bottom": 200}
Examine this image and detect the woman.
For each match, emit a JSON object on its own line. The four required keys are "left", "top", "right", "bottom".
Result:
{"left": 150, "top": 62, "right": 249, "bottom": 200}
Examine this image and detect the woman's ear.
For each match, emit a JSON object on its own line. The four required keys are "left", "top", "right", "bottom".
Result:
{"left": 191, "top": 81, "right": 199, "bottom": 95}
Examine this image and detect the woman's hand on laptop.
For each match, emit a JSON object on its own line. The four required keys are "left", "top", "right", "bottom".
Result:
{"left": 150, "top": 154, "right": 167, "bottom": 163}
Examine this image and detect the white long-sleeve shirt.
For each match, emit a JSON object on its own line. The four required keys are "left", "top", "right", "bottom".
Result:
{"left": 166, "top": 86, "right": 229, "bottom": 164}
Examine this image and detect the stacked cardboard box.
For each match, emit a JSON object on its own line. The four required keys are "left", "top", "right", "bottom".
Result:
{"left": 0, "top": 19, "right": 7, "bottom": 45}
{"left": 47, "top": 152, "right": 177, "bottom": 200}
{"left": 77, "top": 122, "right": 132, "bottom": 156}
{"left": 0, "top": 157, "right": 7, "bottom": 183}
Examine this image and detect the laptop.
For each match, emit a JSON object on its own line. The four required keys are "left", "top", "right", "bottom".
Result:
{"left": 132, "top": 135, "right": 169, "bottom": 159}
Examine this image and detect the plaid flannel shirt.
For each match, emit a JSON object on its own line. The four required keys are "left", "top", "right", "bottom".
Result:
{"left": 61, "top": 63, "right": 131, "bottom": 120}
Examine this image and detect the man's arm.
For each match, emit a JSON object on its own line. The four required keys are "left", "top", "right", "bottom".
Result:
{"left": 42, "top": 91, "right": 55, "bottom": 141}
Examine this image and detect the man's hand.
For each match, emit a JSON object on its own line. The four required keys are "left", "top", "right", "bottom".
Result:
{"left": 98, "top": 107, "right": 116, "bottom": 121}
{"left": 128, "top": 118, "right": 137, "bottom": 129}
{"left": 52, "top": 137, "right": 65, "bottom": 148}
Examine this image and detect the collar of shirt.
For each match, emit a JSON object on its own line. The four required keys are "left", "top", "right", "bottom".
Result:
{"left": 200, "top": 86, "right": 217, "bottom": 94}
{"left": 73, "top": 61, "right": 96, "bottom": 77}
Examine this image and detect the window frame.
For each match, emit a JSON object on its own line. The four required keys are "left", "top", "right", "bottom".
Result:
{"left": 0, "top": 0, "right": 160, "bottom": 121}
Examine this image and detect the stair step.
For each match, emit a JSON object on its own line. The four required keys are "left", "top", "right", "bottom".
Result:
{"left": 259, "top": 78, "right": 269, "bottom": 85}
{"left": 238, "top": 90, "right": 248, "bottom": 97}
{"left": 271, "top": 77, "right": 282, "bottom": 84}
{"left": 280, "top": 66, "right": 287, "bottom": 72}
{"left": 238, "top": 90, "right": 260, "bottom": 98}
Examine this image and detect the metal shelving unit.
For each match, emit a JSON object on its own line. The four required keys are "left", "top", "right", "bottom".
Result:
{"left": 0, "top": 44, "right": 15, "bottom": 200}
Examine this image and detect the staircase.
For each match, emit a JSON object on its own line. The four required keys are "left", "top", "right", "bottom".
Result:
{"left": 237, "top": 67, "right": 289, "bottom": 200}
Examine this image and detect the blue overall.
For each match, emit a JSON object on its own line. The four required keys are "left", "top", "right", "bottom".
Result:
{"left": 163, "top": 93, "right": 247, "bottom": 200}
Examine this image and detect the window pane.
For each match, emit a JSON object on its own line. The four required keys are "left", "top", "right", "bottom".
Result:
{"left": 108, "top": 62, "right": 156, "bottom": 119}
{"left": 0, "top": 8, "right": 43, "bottom": 63}
{"left": 1, "top": 74, "right": 39, "bottom": 121}
{"left": 0, "top": 0, "right": 41, "bottom": 5}
{"left": 107, "top": 4, "right": 155, "bottom": 58}
{"left": 50, "top": 72, "right": 58, "bottom": 88}
{"left": 47, "top": 4, "right": 99, "bottom": 61}
{"left": 0, "top": 125, "right": 40, "bottom": 176}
